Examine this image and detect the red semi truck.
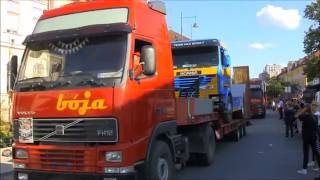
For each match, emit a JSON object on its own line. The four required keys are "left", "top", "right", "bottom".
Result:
{"left": 7, "top": 1, "right": 249, "bottom": 180}
{"left": 249, "top": 79, "right": 266, "bottom": 118}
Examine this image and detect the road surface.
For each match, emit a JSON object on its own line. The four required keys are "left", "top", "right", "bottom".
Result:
{"left": 176, "top": 110, "right": 317, "bottom": 180}
{"left": 1, "top": 111, "right": 317, "bottom": 180}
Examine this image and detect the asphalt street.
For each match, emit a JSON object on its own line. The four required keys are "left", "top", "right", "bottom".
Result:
{"left": 0, "top": 110, "right": 317, "bottom": 180}
{"left": 176, "top": 110, "right": 317, "bottom": 180}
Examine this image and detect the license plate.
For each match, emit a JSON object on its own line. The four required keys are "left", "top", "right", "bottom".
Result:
{"left": 18, "top": 118, "right": 34, "bottom": 143}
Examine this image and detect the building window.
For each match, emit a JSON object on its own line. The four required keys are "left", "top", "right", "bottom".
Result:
{"left": 6, "top": 13, "right": 19, "bottom": 34}
{"left": 7, "top": 0, "right": 20, "bottom": 14}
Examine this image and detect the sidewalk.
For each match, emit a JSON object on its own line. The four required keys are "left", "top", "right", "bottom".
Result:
{"left": 0, "top": 147, "right": 13, "bottom": 175}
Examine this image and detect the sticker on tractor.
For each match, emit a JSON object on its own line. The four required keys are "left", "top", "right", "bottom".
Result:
{"left": 19, "top": 118, "right": 33, "bottom": 143}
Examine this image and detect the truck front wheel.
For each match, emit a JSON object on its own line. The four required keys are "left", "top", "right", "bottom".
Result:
{"left": 148, "top": 141, "right": 175, "bottom": 180}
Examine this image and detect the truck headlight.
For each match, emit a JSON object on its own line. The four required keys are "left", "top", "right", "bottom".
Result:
{"left": 15, "top": 149, "right": 28, "bottom": 159}
{"left": 105, "top": 151, "right": 122, "bottom": 162}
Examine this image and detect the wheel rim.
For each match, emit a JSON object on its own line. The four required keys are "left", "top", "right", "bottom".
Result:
{"left": 157, "top": 158, "right": 169, "bottom": 180}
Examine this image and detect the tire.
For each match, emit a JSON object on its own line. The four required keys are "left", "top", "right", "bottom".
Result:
{"left": 148, "top": 141, "right": 175, "bottom": 180}
{"left": 232, "top": 128, "right": 241, "bottom": 142}
{"left": 198, "top": 126, "right": 216, "bottom": 166}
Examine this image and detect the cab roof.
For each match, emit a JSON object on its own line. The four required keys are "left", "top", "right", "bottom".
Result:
{"left": 40, "top": 0, "right": 146, "bottom": 20}
{"left": 172, "top": 39, "right": 221, "bottom": 49}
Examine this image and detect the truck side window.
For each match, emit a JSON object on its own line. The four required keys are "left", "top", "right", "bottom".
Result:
{"left": 220, "top": 49, "right": 225, "bottom": 66}
{"left": 134, "top": 39, "right": 152, "bottom": 76}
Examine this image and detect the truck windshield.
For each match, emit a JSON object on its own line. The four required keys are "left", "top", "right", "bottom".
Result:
{"left": 173, "top": 46, "right": 219, "bottom": 69}
{"left": 15, "top": 35, "right": 127, "bottom": 91}
{"left": 251, "top": 89, "right": 263, "bottom": 99}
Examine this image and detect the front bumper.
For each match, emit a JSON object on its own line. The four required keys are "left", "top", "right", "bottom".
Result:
{"left": 14, "top": 169, "right": 135, "bottom": 180}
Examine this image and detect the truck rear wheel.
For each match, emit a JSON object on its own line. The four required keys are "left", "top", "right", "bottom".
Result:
{"left": 148, "top": 141, "right": 175, "bottom": 180}
{"left": 198, "top": 126, "right": 216, "bottom": 166}
{"left": 231, "top": 128, "right": 241, "bottom": 142}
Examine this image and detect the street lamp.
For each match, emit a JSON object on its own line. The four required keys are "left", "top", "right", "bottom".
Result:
{"left": 180, "top": 12, "right": 198, "bottom": 40}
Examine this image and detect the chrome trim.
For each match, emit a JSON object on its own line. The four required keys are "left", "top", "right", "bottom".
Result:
{"left": 16, "top": 118, "right": 118, "bottom": 143}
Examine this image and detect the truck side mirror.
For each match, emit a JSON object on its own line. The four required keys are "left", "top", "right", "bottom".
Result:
{"left": 141, "top": 45, "right": 156, "bottom": 76}
{"left": 7, "top": 55, "right": 18, "bottom": 91}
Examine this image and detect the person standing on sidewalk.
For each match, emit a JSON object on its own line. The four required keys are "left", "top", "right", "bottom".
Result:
{"left": 278, "top": 99, "right": 284, "bottom": 119}
{"left": 296, "top": 104, "right": 320, "bottom": 175}
{"left": 284, "top": 101, "right": 295, "bottom": 138}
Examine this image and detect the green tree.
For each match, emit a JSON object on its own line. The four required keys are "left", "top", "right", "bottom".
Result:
{"left": 266, "top": 78, "right": 284, "bottom": 98}
{"left": 303, "top": 56, "right": 320, "bottom": 80}
{"left": 304, "top": 0, "right": 320, "bottom": 54}
{"left": 303, "top": 0, "right": 320, "bottom": 80}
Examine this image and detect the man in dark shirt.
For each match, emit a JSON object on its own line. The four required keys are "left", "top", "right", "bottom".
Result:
{"left": 284, "top": 102, "right": 296, "bottom": 137}
{"left": 296, "top": 104, "right": 320, "bottom": 175}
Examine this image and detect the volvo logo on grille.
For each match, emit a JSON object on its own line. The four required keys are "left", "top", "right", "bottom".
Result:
{"left": 55, "top": 125, "right": 65, "bottom": 135}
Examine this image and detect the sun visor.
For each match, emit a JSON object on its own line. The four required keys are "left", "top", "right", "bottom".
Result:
{"left": 23, "top": 23, "right": 132, "bottom": 45}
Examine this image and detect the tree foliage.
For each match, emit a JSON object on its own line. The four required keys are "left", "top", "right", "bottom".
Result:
{"left": 303, "top": 55, "right": 320, "bottom": 80}
{"left": 266, "top": 78, "right": 284, "bottom": 98}
{"left": 0, "top": 120, "right": 12, "bottom": 148}
{"left": 303, "top": 0, "right": 320, "bottom": 80}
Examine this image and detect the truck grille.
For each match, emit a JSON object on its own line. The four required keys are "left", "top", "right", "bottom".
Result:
{"left": 30, "top": 149, "right": 92, "bottom": 172}
{"left": 175, "top": 75, "right": 214, "bottom": 97}
{"left": 14, "top": 118, "right": 118, "bottom": 143}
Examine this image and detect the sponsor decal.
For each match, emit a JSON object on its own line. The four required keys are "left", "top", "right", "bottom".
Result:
{"left": 179, "top": 71, "right": 199, "bottom": 76}
{"left": 18, "top": 118, "right": 33, "bottom": 143}
{"left": 56, "top": 91, "right": 107, "bottom": 115}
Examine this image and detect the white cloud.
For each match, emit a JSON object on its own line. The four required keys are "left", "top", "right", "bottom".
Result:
{"left": 256, "top": 5, "right": 301, "bottom": 30}
{"left": 249, "top": 43, "right": 274, "bottom": 50}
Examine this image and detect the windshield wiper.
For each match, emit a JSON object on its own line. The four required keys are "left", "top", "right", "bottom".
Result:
{"left": 78, "top": 79, "right": 106, "bottom": 87}
{"left": 61, "top": 71, "right": 105, "bottom": 87}
{"left": 18, "top": 82, "right": 47, "bottom": 91}
{"left": 49, "top": 80, "right": 72, "bottom": 89}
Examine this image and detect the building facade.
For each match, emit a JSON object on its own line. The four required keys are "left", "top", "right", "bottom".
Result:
{"left": 259, "top": 72, "right": 270, "bottom": 82}
{"left": 0, "top": 0, "right": 49, "bottom": 122}
{"left": 264, "top": 64, "right": 282, "bottom": 78}
{"left": 0, "top": 0, "right": 84, "bottom": 122}
{"left": 277, "top": 58, "right": 308, "bottom": 90}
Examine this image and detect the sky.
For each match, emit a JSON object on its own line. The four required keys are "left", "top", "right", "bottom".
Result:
{"left": 163, "top": 0, "right": 313, "bottom": 78}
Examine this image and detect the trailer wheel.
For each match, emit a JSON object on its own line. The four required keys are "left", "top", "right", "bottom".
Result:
{"left": 148, "top": 141, "right": 175, "bottom": 180}
{"left": 232, "top": 128, "right": 241, "bottom": 142}
{"left": 199, "top": 126, "right": 216, "bottom": 166}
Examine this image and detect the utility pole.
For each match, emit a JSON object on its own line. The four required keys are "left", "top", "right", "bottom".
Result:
{"left": 180, "top": 13, "right": 198, "bottom": 40}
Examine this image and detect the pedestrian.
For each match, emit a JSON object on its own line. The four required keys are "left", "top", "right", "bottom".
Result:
{"left": 293, "top": 99, "right": 300, "bottom": 134}
{"left": 309, "top": 102, "right": 320, "bottom": 171}
{"left": 284, "top": 101, "right": 295, "bottom": 138}
{"left": 296, "top": 104, "right": 320, "bottom": 175}
{"left": 278, "top": 99, "right": 284, "bottom": 119}
{"left": 272, "top": 100, "right": 276, "bottom": 111}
